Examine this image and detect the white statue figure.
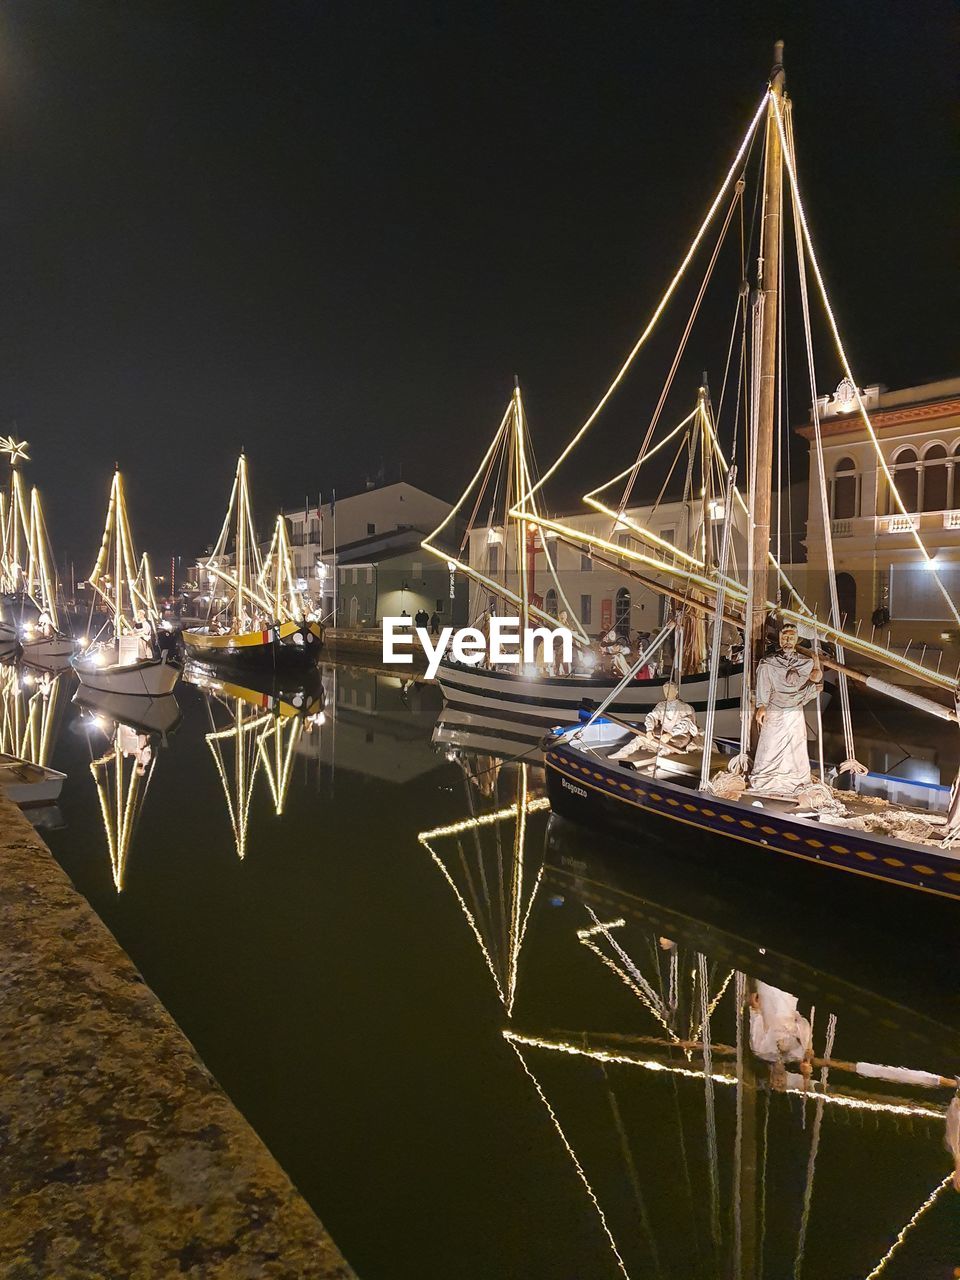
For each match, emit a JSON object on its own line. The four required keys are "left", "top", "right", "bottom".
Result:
{"left": 610, "top": 682, "right": 700, "bottom": 762}
{"left": 749, "top": 982, "right": 813, "bottom": 1088}
{"left": 749, "top": 623, "right": 823, "bottom": 796}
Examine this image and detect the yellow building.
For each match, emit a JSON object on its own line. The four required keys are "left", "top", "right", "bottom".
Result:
{"left": 799, "top": 375, "right": 960, "bottom": 657}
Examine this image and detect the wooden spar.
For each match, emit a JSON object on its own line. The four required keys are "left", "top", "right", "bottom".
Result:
{"left": 526, "top": 514, "right": 960, "bottom": 705}
{"left": 749, "top": 41, "right": 785, "bottom": 656}
{"left": 552, "top": 1030, "right": 958, "bottom": 1089}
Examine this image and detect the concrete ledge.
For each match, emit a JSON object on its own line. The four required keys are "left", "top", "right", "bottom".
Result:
{"left": 0, "top": 795, "right": 356, "bottom": 1279}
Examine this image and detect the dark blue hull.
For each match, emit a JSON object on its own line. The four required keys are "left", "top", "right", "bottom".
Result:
{"left": 545, "top": 741, "right": 960, "bottom": 903}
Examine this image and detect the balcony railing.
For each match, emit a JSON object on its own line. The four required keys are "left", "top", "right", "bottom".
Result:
{"left": 877, "top": 513, "right": 921, "bottom": 534}
{"left": 830, "top": 519, "right": 852, "bottom": 537}
{"left": 943, "top": 510, "right": 960, "bottom": 530}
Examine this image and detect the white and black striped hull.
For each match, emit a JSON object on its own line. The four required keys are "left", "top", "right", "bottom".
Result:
{"left": 436, "top": 660, "right": 747, "bottom": 736}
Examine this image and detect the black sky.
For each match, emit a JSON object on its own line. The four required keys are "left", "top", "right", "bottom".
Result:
{"left": 0, "top": 1, "right": 955, "bottom": 569}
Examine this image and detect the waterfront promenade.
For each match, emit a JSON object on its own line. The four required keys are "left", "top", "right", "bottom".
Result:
{"left": 0, "top": 795, "right": 355, "bottom": 1279}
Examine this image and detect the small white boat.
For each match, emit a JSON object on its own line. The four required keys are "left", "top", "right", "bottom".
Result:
{"left": 73, "top": 643, "right": 180, "bottom": 697}
{"left": 0, "top": 751, "right": 66, "bottom": 807}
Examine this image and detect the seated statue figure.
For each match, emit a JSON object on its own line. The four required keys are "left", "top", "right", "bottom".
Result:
{"left": 610, "top": 682, "right": 701, "bottom": 763}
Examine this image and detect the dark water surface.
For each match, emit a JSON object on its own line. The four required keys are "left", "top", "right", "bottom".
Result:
{"left": 11, "top": 661, "right": 960, "bottom": 1279}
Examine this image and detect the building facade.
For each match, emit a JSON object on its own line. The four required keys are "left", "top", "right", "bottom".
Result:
{"left": 799, "top": 375, "right": 960, "bottom": 650}
{"left": 465, "top": 496, "right": 749, "bottom": 639}
{"left": 334, "top": 530, "right": 468, "bottom": 629}
{"left": 284, "top": 481, "right": 455, "bottom": 623}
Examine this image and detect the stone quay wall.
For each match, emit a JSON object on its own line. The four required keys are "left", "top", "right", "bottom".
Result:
{"left": 0, "top": 794, "right": 356, "bottom": 1279}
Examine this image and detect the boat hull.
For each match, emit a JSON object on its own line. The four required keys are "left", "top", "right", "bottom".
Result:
{"left": 182, "top": 620, "right": 323, "bottom": 670}
{"left": 544, "top": 734, "right": 960, "bottom": 902}
{"left": 72, "top": 685, "right": 183, "bottom": 737}
{"left": 73, "top": 654, "right": 181, "bottom": 697}
{"left": 0, "top": 754, "right": 66, "bottom": 807}
{"left": 437, "top": 659, "right": 748, "bottom": 734}
{"left": 19, "top": 634, "right": 78, "bottom": 672}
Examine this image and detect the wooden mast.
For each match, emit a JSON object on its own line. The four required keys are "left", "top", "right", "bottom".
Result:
{"left": 749, "top": 40, "right": 785, "bottom": 654}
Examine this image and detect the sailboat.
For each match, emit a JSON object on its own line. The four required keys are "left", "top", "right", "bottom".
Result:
{"left": 516, "top": 44, "right": 960, "bottom": 900}
{"left": 183, "top": 453, "right": 323, "bottom": 670}
{"left": 421, "top": 383, "right": 754, "bottom": 736}
{"left": 72, "top": 469, "right": 180, "bottom": 696}
{"left": 0, "top": 435, "right": 76, "bottom": 669}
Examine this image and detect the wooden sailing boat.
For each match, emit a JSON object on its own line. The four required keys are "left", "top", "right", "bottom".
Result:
{"left": 0, "top": 435, "right": 76, "bottom": 668}
{"left": 73, "top": 468, "right": 180, "bottom": 696}
{"left": 183, "top": 453, "right": 323, "bottom": 670}
{"left": 421, "top": 384, "right": 755, "bottom": 735}
{"left": 530, "top": 44, "right": 960, "bottom": 900}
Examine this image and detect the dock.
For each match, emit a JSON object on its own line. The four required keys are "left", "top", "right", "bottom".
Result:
{"left": 0, "top": 795, "right": 356, "bottom": 1279}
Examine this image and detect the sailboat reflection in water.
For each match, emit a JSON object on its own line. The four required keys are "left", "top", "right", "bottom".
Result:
{"left": 418, "top": 756, "right": 548, "bottom": 1015}
{"left": 185, "top": 664, "right": 323, "bottom": 859}
{"left": 496, "top": 828, "right": 960, "bottom": 1279}
{"left": 77, "top": 691, "right": 182, "bottom": 891}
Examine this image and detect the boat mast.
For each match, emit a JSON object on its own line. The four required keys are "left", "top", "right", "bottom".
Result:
{"left": 749, "top": 40, "right": 785, "bottom": 655}
{"left": 113, "top": 470, "right": 123, "bottom": 637}
{"left": 513, "top": 380, "right": 530, "bottom": 635}
{"left": 236, "top": 454, "right": 247, "bottom": 629}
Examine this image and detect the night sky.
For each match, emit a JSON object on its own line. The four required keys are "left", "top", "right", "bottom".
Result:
{"left": 0, "top": 1, "right": 955, "bottom": 572}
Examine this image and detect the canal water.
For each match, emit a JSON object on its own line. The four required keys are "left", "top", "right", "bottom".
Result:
{"left": 7, "top": 659, "right": 960, "bottom": 1279}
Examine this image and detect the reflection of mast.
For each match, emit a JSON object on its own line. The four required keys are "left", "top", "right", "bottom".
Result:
{"left": 89, "top": 723, "right": 155, "bottom": 891}
{"left": 0, "top": 666, "right": 64, "bottom": 765}
{"left": 507, "top": 912, "right": 955, "bottom": 1280}
{"left": 417, "top": 762, "right": 548, "bottom": 1014}
{"left": 204, "top": 697, "right": 274, "bottom": 860}
{"left": 259, "top": 713, "right": 302, "bottom": 816}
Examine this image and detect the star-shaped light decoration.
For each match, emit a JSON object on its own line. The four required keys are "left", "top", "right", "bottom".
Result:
{"left": 0, "top": 436, "right": 30, "bottom": 465}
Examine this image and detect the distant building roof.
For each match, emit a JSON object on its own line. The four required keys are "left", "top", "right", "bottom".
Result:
{"left": 333, "top": 528, "right": 434, "bottom": 566}
{"left": 798, "top": 375, "right": 960, "bottom": 438}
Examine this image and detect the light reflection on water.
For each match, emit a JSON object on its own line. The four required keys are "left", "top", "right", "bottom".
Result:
{"left": 4, "top": 658, "right": 958, "bottom": 1279}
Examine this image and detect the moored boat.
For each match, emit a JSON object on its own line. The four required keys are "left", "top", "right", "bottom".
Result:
{"left": 183, "top": 454, "right": 323, "bottom": 671}
{"left": 73, "top": 468, "right": 181, "bottom": 697}
{"left": 519, "top": 43, "right": 960, "bottom": 898}
{"left": 0, "top": 435, "right": 78, "bottom": 670}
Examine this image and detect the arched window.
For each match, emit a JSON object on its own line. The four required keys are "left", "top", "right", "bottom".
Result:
{"left": 922, "top": 443, "right": 949, "bottom": 512}
{"left": 889, "top": 447, "right": 919, "bottom": 513}
{"left": 544, "top": 587, "right": 558, "bottom": 617}
{"left": 832, "top": 456, "right": 858, "bottom": 519}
